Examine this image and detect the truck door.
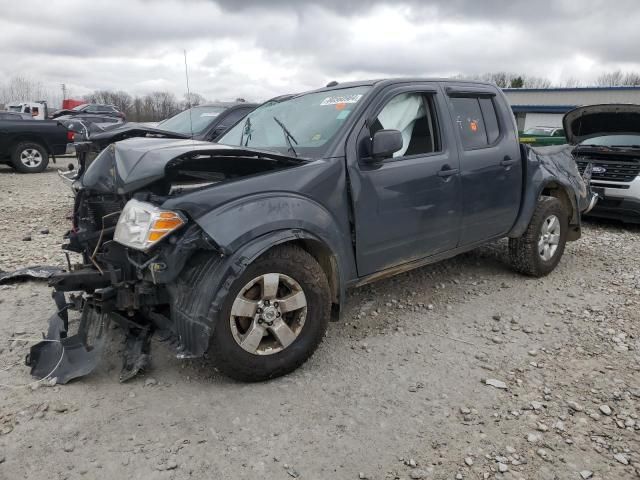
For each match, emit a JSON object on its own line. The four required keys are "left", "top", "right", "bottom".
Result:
{"left": 347, "top": 85, "right": 462, "bottom": 276}
{"left": 444, "top": 87, "right": 522, "bottom": 246}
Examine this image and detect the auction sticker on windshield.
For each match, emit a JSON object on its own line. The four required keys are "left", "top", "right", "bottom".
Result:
{"left": 320, "top": 94, "right": 363, "bottom": 106}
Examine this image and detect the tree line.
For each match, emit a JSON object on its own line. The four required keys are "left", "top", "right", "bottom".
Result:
{"left": 2, "top": 70, "right": 640, "bottom": 121}
{"left": 82, "top": 90, "right": 210, "bottom": 122}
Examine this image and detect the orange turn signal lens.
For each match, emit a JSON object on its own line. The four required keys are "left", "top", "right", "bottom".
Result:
{"left": 147, "top": 212, "right": 185, "bottom": 243}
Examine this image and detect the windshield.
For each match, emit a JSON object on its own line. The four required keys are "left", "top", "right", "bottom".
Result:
{"left": 580, "top": 134, "right": 640, "bottom": 147}
{"left": 157, "top": 105, "right": 226, "bottom": 135}
{"left": 523, "top": 128, "right": 554, "bottom": 136}
{"left": 219, "top": 86, "right": 370, "bottom": 157}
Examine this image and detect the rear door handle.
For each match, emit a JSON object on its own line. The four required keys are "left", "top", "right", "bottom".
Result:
{"left": 437, "top": 166, "right": 459, "bottom": 178}
{"left": 500, "top": 156, "right": 516, "bottom": 167}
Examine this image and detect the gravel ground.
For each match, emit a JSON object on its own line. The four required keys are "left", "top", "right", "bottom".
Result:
{"left": 0, "top": 163, "right": 639, "bottom": 480}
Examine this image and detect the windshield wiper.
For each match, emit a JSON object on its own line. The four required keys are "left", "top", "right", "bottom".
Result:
{"left": 611, "top": 144, "right": 640, "bottom": 149}
{"left": 273, "top": 116, "right": 298, "bottom": 157}
{"left": 240, "top": 115, "right": 252, "bottom": 146}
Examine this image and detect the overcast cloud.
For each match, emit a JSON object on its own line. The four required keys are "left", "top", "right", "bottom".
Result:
{"left": 1, "top": 0, "right": 639, "bottom": 102}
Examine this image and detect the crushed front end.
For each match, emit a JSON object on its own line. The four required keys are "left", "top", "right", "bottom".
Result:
{"left": 27, "top": 138, "right": 305, "bottom": 383}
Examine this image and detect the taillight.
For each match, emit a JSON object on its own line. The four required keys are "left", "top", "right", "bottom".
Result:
{"left": 67, "top": 131, "right": 75, "bottom": 142}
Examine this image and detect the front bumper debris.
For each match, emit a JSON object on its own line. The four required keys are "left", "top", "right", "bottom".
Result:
{"left": 26, "top": 292, "right": 110, "bottom": 384}
{"left": 26, "top": 290, "right": 155, "bottom": 384}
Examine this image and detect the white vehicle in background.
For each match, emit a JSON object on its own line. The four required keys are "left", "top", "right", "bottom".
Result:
{"left": 6, "top": 101, "right": 48, "bottom": 120}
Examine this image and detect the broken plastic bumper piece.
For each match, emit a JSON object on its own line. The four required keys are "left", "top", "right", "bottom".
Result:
{"left": 26, "top": 291, "right": 110, "bottom": 385}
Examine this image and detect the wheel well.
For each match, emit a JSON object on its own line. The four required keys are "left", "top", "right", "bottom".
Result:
{"left": 541, "top": 182, "right": 580, "bottom": 240}
{"left": 263, "top": 239, "right": 340, "bottom": 305}
{"left": 9, "top": 136, "right": 50, "bottom": 155}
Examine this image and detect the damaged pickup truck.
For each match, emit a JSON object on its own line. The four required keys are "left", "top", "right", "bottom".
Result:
{"left": 27, "top": 79, "right": 597, "bottom": 384}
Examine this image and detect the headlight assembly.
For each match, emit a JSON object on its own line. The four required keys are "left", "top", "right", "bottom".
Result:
{"left": 114, "top": 199, "right": 185, "bottom": 251}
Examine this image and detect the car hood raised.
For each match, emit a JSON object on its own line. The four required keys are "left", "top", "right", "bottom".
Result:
{"left": 79, "top": 137, "right": 307, "bottom": 194}
{"left": 563, "top": 104, "right": 640, "bottom": 144}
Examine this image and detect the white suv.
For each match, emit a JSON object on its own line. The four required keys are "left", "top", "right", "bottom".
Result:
{"left": 567, "top": 104, "right": 640, "bottom": 223}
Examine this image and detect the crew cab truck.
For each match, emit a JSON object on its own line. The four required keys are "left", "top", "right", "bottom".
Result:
{"left": 27, "top": 79, "right": 595, "bottom": 384}
{"left": 0, "top": 119, "right": 70, "bottom": 172}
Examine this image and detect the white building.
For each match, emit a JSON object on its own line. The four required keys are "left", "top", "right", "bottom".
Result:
{"left": 503, "top": 86, "right": 640, "bottom": 131}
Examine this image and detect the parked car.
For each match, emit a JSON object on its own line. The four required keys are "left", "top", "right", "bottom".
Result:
{"left": 569, "top": 104, "right": 640, "bottom": 223}
{"left": 155, "top": 102, "right": 258, "bottom": 138}
{"left": 71, "top": 102, "right": 258, "bottom": 175}
{"left": 519, "top": 126, "right": 567, "bottom": 146}
{"left": 0, "top": 118, "right": 72, "bottom": 172}
{"left": 27, "top": 79, "right": 596, "bottom": 384}
{"left": 51, "top": 103, "right": 126, "bottom": 121}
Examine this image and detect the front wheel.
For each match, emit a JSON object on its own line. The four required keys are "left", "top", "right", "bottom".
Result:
{"left": 209, "top": 245, "right": 331, "bottom": 382}
{"left": 11, "top": 142, "right": 49, "bottom": 173}
{"left": 509, "top": 196, "right": 569, "bottom": 277}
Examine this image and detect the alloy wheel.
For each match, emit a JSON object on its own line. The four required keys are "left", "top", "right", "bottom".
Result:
{"left": 20, "top": 148, "right": 43, "bottom": 168}
{"left": 538, "top": 214, "right": 560, "bottom": 261}
{"left": 229, "top": 273, "right": 307, "bottom": 355}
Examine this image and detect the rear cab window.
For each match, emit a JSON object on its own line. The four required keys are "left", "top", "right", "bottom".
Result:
{"left": 450, "top": 95, "right": 501, "bottom": 150}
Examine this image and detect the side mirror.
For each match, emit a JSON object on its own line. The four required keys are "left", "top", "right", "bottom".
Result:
{"left": 370, "top": 129, "right": 403, "bottom": 161}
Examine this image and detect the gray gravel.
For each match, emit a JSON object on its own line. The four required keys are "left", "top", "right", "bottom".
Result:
{"left": 1, "top": 164, "right": 639, "bottom": 479}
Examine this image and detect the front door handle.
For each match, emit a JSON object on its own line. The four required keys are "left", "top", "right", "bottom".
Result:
{"left": 437, "top": 166, "right": 459, "bottom": 178}
{"left": 500, "top": 156, "right": 516, "bottom": 167}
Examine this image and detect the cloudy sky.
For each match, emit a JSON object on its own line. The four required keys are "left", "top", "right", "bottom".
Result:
{"left": 1, "top": 0, "right": 639, "bottom": 102}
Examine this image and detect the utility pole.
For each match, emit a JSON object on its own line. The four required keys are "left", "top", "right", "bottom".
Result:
{"left": 61, "top": 83, "right": 67, "bottom": 101}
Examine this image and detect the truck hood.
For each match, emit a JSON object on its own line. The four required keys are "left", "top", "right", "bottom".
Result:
{"left": 563, "top": 104, "right": 640, "bottom": 145}
{"left": 79, "top": 137, "right": 308, "bottom": 194}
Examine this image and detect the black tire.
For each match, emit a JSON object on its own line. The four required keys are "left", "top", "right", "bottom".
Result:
{"left": 208, "top": 245, "right": 331, "bottom": 382}
{"left": 509, "top": 196, "right": 569, "bottom": 277}
{"left": 11, "top": 141, "right": 49, "bottom": 173}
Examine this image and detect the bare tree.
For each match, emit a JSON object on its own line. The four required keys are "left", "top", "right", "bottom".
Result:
{"left": 455, "top": 72, "right": 553, "bottom": 89}
{"left": 0, "top": 76, "right": 52, "bottom": 105}
{"left": 182, "top": 92, "right": 206, "bottom": 109}
{"left": 596, "top": 70, "right": 624, "bottom": 86}
{"left": 84, "top": 90, "right": 133, "bottom": 115}
{"left": 522, "top": 76, "right": 552, "bottom": 88}
{"left": 563, "top": 77, "right": 583, "bottom": 88}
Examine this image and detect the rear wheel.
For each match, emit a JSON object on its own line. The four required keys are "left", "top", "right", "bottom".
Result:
{"left": 509, "top": 196, "right": 569, "bottom": 277}
{"left": 209, "top": 245, "right": 331, "bottom": 382}
{"left": 11, "top": 142, "right": 49, "bottom": 173}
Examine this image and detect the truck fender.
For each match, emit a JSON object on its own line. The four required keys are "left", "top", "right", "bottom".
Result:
{"left": 510, "top": 180, "right": 581, "bottom": 240}
{"left": 509, "top": 145, "right": 582, "bottom": 240}
{"left": 168, "top": 229, "right": 346, "bottom": 358}
{"left": 193, "top": 192, "right": 345, "bottom": 255}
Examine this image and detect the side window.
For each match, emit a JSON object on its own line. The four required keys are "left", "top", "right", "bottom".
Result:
{"left": 85, "top": 105, "right": 98, "bottom": 113}
{"left": 450, "top": 97, "right": 490, "bottom": 149}
{"left": 370, "top": 93, "right": 441, "bottom": 158}
{"left": 554, "top": 129, "right": 565, "bottom": 137}
{"left": 478, "top": 98, "right": 500, "bottom": 144}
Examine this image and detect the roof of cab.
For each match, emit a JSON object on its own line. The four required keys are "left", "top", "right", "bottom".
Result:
{"left": 296, "top": 78, "right": 498, "bottom": 97}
